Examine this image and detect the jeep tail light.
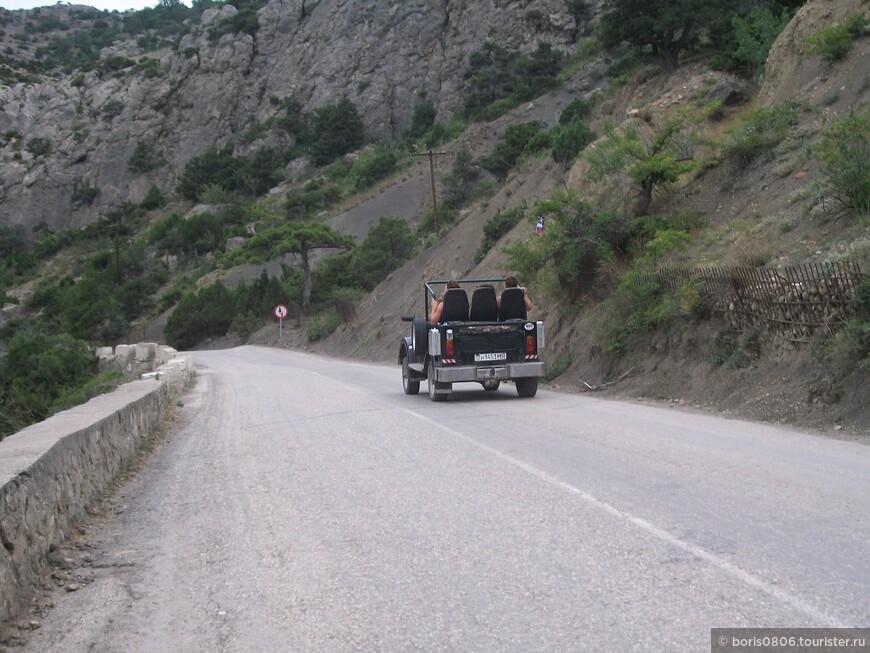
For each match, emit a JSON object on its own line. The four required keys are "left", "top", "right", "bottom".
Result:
{"left": 526, "top": 335, "right": 535, "bottom": 353}
{"left": 446, "top": 329, "right": 455, "bottom": 356}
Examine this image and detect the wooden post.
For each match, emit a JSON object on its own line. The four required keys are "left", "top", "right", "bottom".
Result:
{"left": 414, "top": 149, "right": 448, "bottom": 237}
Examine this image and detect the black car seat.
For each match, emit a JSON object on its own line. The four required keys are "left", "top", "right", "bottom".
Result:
{"left": 440, "top": 287, "right": 469, "bottom": 322}
{"left": 469, "top": 285, "right": 498, "bottom": 321}
{"left": 498, "top": 287, "right": 527, "bottom": 321}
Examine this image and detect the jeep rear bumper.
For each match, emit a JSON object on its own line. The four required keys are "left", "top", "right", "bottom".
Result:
{"left": 434, "top": 361, "right": 544, "bottom": 384}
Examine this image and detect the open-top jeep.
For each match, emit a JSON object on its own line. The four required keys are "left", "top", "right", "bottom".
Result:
{"left": 398, "top": 278, "right": 545, "bottom": 401}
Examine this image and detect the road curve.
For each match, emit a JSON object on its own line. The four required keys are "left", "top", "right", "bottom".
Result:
{"left": 18, "top": 346, "right": 870, "bottom": 652}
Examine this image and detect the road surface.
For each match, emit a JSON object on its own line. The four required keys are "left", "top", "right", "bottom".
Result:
{"left": 16, "top": 346, "right": 870, "bottom": 652}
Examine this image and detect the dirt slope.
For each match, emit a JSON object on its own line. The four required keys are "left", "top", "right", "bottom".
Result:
{"left": 247, "top": 0, "right": 870, "bottom": 435}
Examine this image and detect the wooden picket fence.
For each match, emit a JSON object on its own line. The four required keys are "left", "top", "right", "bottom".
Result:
{"left": 652, "top": 262, "right": 867, "bottom": 342}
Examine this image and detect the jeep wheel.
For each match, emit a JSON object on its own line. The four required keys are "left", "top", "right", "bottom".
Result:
{"left": 515, "top": 377, "right": 538, "bottom": 398}
{"left": 402, "top": 353, "right": 420, "bottom": 395}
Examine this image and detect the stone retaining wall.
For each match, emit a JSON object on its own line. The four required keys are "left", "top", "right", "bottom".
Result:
{"left": 0, "top": 348, "right": 194, "bottom": 638}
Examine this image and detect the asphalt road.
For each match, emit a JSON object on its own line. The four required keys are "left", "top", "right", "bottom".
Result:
{"left": 18, "top": 346, "right": 870, "bottom": 652}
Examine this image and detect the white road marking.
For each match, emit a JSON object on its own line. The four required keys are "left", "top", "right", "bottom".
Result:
{"left": 406, "top": 408, "right": 853, "bottom": 629}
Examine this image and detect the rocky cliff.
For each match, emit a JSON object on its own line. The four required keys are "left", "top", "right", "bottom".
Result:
{"left": 0, "top": 0, "right": 579, "bottom": 235}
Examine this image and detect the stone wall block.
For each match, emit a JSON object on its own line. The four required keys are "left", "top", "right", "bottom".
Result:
{"left": 0, "top": 371, "right": 185, "bottom": 637}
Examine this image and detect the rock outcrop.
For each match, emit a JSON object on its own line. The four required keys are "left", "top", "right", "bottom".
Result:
{"left": 0, "top": 0, "right": 579, "bottom": 234}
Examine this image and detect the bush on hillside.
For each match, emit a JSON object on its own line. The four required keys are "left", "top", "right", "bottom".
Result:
{"left": 725, "top": 103, "right": 799, "bottom": 166}
{"left": 309, "top": 98, "right": 365, "bottom": 166}
{"left": 550, "top": 120, "right": 596, "bottom": 170}
{"left": 805, "top": 13, "right": 869, "bottom": 62}
{"left": 406, "top": 100, "right": 436, "bottom": 140}
{"left": 709, "top": 5, "right": 795, "bottom": 81}
{"left": 479, "top": 121, "right": 548, "bottom": 180}
{"left": 585, "top": 117, "right": 698, "bottom": 217}
{"left": 348, "top": 217, "right": 417, "bottom": 290}
{"left": 0, "top": 328, "right": 99, "bottom": 439}
{"left": 474, "top": 205, "right": 526, "bottom": 264}
{"left": 140, "top": 185, "right": 166, "bottom": 210}
{"left": 441, "top": 148, "right": 481, "bottom": 212}
{"left": 165, "top": 282, "right": 235, "bottom": 350}
{"left": 350, "top": 149, "right": 398, "bottom": 191}
{"left": 463, "top": 42, "right": 564, "bottom": 121}
{"left": 814, "top": 102, "right": 870, "bottom": 220}
{"left": 177, "top": 145, "right": 285, "bottom": 201}
{"left": 506, "top": 190, "right": 630, "bottom": 300}
{"left": 234, "top": 269, "right": 287, "bottom": 320}
{"left": 286, "top": 180, "right": 342, "bottom": 219}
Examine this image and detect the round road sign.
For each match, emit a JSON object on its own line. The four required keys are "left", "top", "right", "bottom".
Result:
{"left": 274, "top": 304, "right": 288, "bottom": 319}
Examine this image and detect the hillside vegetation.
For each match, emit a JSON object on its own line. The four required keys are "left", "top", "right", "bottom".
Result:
{"left": 1, "top": 0, "right": 869, "bottom": 438}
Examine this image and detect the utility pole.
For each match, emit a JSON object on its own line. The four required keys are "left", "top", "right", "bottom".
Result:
{"left": 414, "top": 149, "right": 449, "bottom": 237}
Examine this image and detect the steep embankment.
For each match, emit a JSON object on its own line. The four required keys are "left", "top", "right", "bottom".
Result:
{"left": 274, "top": 0, "right": 870, "bottom": 434}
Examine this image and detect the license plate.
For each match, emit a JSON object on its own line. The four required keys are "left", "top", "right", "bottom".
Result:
{"left": 474, "top": 352, "right": 507, "bottom": 362}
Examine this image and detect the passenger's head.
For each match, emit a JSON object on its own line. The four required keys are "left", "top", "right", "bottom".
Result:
{"left": 505, "top": 275, "right": 518, "bottom": 288}
{"left": 446, "top": 279, "right": 460, "bottom": 289}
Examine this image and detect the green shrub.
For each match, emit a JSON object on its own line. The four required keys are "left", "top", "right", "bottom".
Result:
{"left": 551, "top": 120, "right": 595, "bottom": 169}
{"left": 407, "top": 100, "right": 436, "bottom": 139}
{"left": 559, "top": 98, "right": 593, "bottom": 125}
{"left": 101, "top": 54, "right": 134, "bottom": 73}
{"left": 347, "top": 217, "right": 417, "bottom": 290}
{"left": 418, "top": 118, "right": 467, "bottom": 149}
{"left": 813, "top": 280, "right": 870, "bottom": 378}
{"left": 463, "top": 42, "right": 564, "bottom": 121}
{"left": 724, "top": 103, "right": 799, "bottom": 166}
{"left": 140, "top": 185, "right": 166, "bottom": 210}
{"left": 585, "top": 117, "right": 699, "bottom": 216}
{"left": 543, "top": 350, "right": 572, "bottom": 382}
{"left": 71, "top": 181, "right": 99, "bottom": 207}
{"left": 604, "top": 45, "right": 641, "bottom": 80}
{"left": 179, "top": 212, "right": 224, "bottom": 255}
{"left": 0, "top": 329, "right": 98, "bottom": 439}
{"left": 601, "top": 270, "right": 677, "bottom": 353}
{"left": 25, "top": 136, "right": 52, "bottom": 157}
{"left": 132, "top": 57, "right": 161, "bottom": 78}
{"left": 165, "top": 282, "right": 235, "bottom": 350}
{"left": 234, "top": 270, "right": 287, "bottom": 319}
{"left": 710, "top": 5, "right": 794, "bottom": 80}
{"left": 506, "top": 190, "right": 630, "bottom": 299}
{"left": 229, "top": 311, "right": 263, "bottom": 339}
{"left": 475, "top": 205, "right": 526, "bottom": 263}
{"left": 207, "top": 1, "right": 265, "bottom": 41}
{"left": 441, "top": 148, "right": 481, "bottom": 212}
{"left": 814, "top": 102, "right": 870, "bottom": 220}
{"left": 350, "top": 149, "right": 398, "bottom": 190}
{"left": 806, "top": 13, "right": 869, "bottom": 62}
{"left": 158, "top": 285, "right": 185, "bottom": 312}
{"left": 148, "top": 213, "right": 184, "bottom": 253}
{"left": 309, "top": 98, "right": 365, "bottom": 166}
{"left": 51, "top": 371, "right": 123, "bottom": 416}
{"left": 177, "top": 145, "right": 282, "bottom": 200}
{"left": 243, "top": 120, "right": 268, "bottom": 143}
{"left": 479, "top": 121, "right": 546, "bottom": 180}
{"left": 637, "top": 229, "right": 693, "bottom": 265}
{"left": 128, "top": 141, "right": 163, "bottom": 173}
{"left": 306, "top": 307, "right": 341, "bottom": 342}
{"left": 709, "top": 328, "right": 759, "bottom": 369}
{"left": 285, "top": 180, "right": 341, "bottom": 219}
